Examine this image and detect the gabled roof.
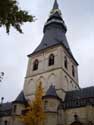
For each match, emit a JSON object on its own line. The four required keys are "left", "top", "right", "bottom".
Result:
{"left": 64, "top": 86, "right": 94, "bottom": 109}
{"left": 13, "top": 91, "right": 27, "bottom": 104}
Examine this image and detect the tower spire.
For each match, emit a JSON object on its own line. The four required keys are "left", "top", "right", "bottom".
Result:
{"left": 53, "top": 0, "right": 59, "bottom": 10}
{"left": 29, "top": 0, "right": 78, "bottom": 66}
{"left": 51, "top": 0, "right": 61, "bottom": 15}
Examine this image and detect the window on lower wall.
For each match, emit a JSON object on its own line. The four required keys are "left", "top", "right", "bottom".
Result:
{"left": 4, "top": 120, "right": 8, "bottom": 125}
{"left": 44, "top": 100, "right": 48, "bottom": 110}
{"left": 13, "top": 105, "right": 17, "bottom": 113}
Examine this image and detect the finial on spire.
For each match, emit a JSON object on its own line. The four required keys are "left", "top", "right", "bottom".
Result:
{"left": 50, "top": 0, "right": 61, "bottom": 16}
{"left": 53, "top": 0, "right": 59, "bottom": 10}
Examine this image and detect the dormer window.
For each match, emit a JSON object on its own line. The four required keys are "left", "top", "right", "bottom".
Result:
{"left": 64, "top": 56, "right": 68, "bottom": 69}
{"left": 48, "top": 54, "right": 54, "bottom": 66}
{"left": 33, "top": 59, "right": 39, "bottom": 71}
{"left": 72, "top": 65, "right": 75, "bottom": 77}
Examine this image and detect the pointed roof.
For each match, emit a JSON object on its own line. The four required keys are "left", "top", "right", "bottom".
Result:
{"left": 50, "top": 0, "right": 62, "bottom": 18}
{"left": 44, "top": 0, "right": 66, "bottom": 33}
{"left": 13, "top": 91, "right": 27, "bottom": 104}
{"left": 43, "top": 85, "right": 61, "bottom": 101}
{"left": 52, "top": 0, "right": 58, "bottom": 10}
{"left": 46, "top": 85, "right": 57, "bottom": 97}
{"left": 29, "top": 0, "right": 78, "bottom": 65}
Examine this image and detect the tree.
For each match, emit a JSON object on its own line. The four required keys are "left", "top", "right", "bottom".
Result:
{"left": 20, "top": 82, "right": 45, "bottom": 125}
{"left": 0, "top": 0, "right": 34, "bottom": 34}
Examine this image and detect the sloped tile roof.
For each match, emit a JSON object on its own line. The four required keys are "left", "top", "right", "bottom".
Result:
{"left": 64, "top": 86, "right": 94, "bottom": 109}
{"left": 28, "top": 0, "right": 78, "bottom": 65}
{"left": 13, "top": 91, "right": 27, "bottom": 104}
{"left": 0, "top": 102, "right": 12, "bottom": 117}
{"left": 43, "top": 85, "right": 61, "bottom": 101}
{"left": 65, "top": 86, "right": 94, "bottom": 101}
{"left": 46, "top": 85, "right": 58, "bottom": 97}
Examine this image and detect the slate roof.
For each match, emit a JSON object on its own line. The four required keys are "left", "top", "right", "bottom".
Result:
{"left": 0, "top": 86, "right": 94, "bottom": 117}
{"left": 52, "top": 0, "right": 58, "bottom": 10}
{"left": 43, "top": 85, "right": 61, "bottom": 101}
{"left": 28, "top": 0, "right": 78, "bottom": 65}
{"left": 64, "top": 86, "right": 94, "bottom": 109}
{"left": 34, "top": 27, "right": 71, "bottom": 54}
{"left": 44, "top": 0, "right": 66, "bottom": 33}
{"left": 13, "top": 91, "right": 27, "bottom": 104}
{"left": 0, "top": 91, "right": 27, "bottom": 117}
{"left": 0, "top": 102, "right": 12, "bottom": 117}
{"left": 46, "top": 85, "right": 57, "bottom": 96}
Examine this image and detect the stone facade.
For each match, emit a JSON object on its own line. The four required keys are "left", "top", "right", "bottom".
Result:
{"left": 24, "top": 45, "right": 79, "bottom": 101}
{"left": 0, "top": 0, "right": 94, "bottom": 125}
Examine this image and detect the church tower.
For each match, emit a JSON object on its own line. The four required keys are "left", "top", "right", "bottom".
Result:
{"left": 24, "top": 0, "right": 79, "bottom": 101}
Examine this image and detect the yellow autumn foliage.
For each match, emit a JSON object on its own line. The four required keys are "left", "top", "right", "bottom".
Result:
{"left": 20, "top": 82, "right": 45, "bottom": 125}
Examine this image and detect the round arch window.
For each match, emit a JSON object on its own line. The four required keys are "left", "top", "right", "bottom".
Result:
{"left": 33, "top": 59, "right": 39, "bottom": 71}
{"left": 48, "top": 54, "right": 55, "bottom": 66}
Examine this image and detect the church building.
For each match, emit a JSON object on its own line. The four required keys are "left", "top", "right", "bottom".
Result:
{"left": 0, "top": 0, "right": 94, "bottom": 125}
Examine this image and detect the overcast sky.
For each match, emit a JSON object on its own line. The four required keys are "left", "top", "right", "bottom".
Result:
{"left": 0, "top": 0, "right": 94, "bottom": 102}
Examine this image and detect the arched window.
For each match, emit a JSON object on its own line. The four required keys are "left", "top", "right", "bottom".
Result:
{"left": 33, "top": 59, "right": 39, "bottom": 71}
{"left": 64, "top": 56, "right": 68, "bottom": 69}
{"left": 48, "top": 54, "right": 54, "bottom": 66}
{"left": 72, "top": 65, "right": 75, "bottom": 77}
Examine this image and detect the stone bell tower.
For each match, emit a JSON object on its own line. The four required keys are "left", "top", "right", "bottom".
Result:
{"left": 23, "top": 0, "right": 79, "bottom": 101}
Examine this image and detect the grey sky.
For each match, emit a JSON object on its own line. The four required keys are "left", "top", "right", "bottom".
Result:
{"left": 0, "top": 0, "right": 94, "bottom": 102}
